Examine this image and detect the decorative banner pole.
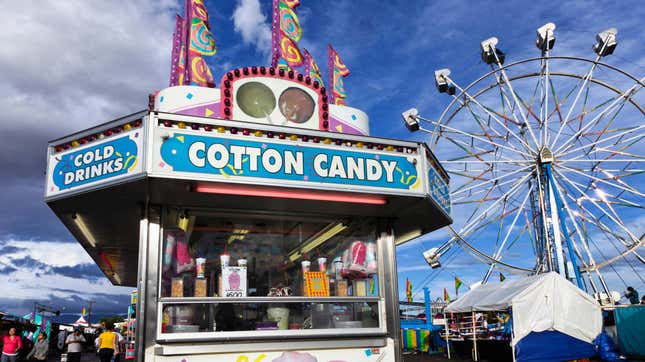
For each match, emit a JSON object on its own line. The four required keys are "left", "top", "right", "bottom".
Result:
{"left": 271, "top": 0, "right": 304, "bottom": 70}
{"left": 327, "top": 45, "right": 350, "bottom": 105}
{"left": 170, "top": 0, "right": 217, "bottom": 87}
{"left": 303, "top": 48, "right": 324, "bottom": 86}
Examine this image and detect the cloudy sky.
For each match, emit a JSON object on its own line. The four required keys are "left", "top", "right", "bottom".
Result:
{"left": 1, "top": 0, "right": 643, "bottom": 320}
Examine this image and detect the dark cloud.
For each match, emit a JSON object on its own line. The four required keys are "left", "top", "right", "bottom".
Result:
{"left": 0, "top": 1, "right": 176, "bottom": 240}
{"left": 50, "top": 263, "right": 105, "bottom": 280}
{"left": 9, "top": 256, "right": 50, "bottom": 270}
{"left": 0, "top": 245, "right": 27, "bottom": 254}
{"left": 0, "top": 291, "right": 131, "bottom": 324}
{"left": 0, "top": 265, "right": 17, "bottom": 274}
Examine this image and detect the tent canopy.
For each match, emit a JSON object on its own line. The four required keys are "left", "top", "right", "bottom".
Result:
{"left": 445, "top": 272, "right": 602, "bottom": 345}
{"left": 72, "top": 316, "right": 88, "bottom": 326}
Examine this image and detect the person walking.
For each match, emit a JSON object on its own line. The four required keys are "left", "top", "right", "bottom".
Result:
{"left": 65, "top": 328, "right": 86, "bottom": 362}
{"left": 26, "top": 332, "right": 48, "bottom": 361}
{"left": 1, "top": 328, "right": 22, "bottom": 362}
{"left": 97, "top": 323, "right": 118, "bottom": 362}
{"left": 625, "top": 286, "right": 639, "bottom": 304}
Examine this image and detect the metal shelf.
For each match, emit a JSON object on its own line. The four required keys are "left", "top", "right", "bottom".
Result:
{"left": 159, "top": 296, "right": 382, "bottom": 304}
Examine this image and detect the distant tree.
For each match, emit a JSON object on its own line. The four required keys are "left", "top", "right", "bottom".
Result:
{"left": 99, "top": 316, "right": 124, "bottom": 327}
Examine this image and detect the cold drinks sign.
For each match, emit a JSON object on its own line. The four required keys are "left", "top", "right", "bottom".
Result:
{"left": 157, "top": 133, "right": 423, "bottom": 194}
{"left": 46, "top": 131, "right": 142, "bottom": 198}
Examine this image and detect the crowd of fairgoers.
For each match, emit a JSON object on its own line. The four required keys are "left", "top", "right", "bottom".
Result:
{"left": 0, "top": 317, "right": 129, "bottom": 362}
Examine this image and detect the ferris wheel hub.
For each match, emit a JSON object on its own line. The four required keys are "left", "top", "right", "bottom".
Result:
{"left": 539, "top": 147, "right": 554, "bottom": 164}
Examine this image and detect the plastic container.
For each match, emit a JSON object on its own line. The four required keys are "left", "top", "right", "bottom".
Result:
{"left": 267, "top": 307, "right": 290, "bottom": 330}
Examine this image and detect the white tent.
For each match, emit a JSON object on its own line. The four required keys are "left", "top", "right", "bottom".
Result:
{"left": 445, "top": 272, "right": 602, "bottom": 346}
{"left": 72, "top": 316, "right": 88, "bottom": 326}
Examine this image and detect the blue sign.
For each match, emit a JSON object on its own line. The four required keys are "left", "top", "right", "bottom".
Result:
{"left": 428, "top": 165, "right": 451, "bottom": 215}
{"left": 160, "top": 133, "right": 421, "bottom": 191}
{"left": 52, "top": 135, "right": 139, "bottom": 190}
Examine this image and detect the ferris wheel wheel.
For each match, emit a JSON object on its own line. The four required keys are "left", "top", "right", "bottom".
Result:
{"left": 403, "top": 23, "right": 644, "bottom": 298}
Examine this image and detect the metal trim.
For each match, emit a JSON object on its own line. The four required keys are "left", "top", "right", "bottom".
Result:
{"left": 48, "top": 110, "right": 148, "bottom": 145}
{"left": 44, "top": 173, "right": 147, "bottom": 202}
{"left": 155, "top": 111, "right": 423, "bottom": 148}
{"left": 159, "top": 296, "right": 381, "bottom": 303}
{"left": 154, "top": 337, "right": 388, "bottom": 355}
{"left": 156, "top": 327, "right": 386, "bottom": 343}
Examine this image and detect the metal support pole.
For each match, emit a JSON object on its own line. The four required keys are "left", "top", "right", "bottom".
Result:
{"left": 424, "top": 287, "right": 432, "bottom": 331}
{"left": 472, "top": 311, "right": 478, "bottom": 361}
{"left": 445, "top": 315, "right": 451, "bottom": 359}
{"left": 87, "top": 300, "right": 96, "bottom": 326}
{"left": 544, "top": 163, "right": 585, "bottom": 289}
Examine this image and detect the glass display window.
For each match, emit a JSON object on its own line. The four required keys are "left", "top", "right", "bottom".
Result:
{"left": 157, "top": 208, "right": 384, "bottom": 337}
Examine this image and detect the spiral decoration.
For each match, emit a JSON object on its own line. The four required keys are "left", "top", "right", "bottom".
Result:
{"left": 191, "top": 56, "right": 214, "bottom": 86}
{"left": 333, "top": 70, "right": 347, "bottom": 98}
{"left": 190, "top": 18, "right": 217, "bottom": 56}
{"left": 192, "top": 0, "right": 209, "bottom": 22}
{"left": 281, "top": 0, "right": 300, "bottom": 8}
{"left": 277, "top": 58, "right": 290, "bottom": 71}
{"left": 279, "top": 3, "right": 302, "bottom": 42}
{"left": 280, "top": 37, "right": 303, "bottom": 66}
{"left": 334, "top": 54, "right": 350, "bottom": 76}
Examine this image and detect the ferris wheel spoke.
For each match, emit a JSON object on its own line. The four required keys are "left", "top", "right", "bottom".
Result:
{"left": 486, "top": 67, "right": 528, "bottom": 129}
{"left": 551, "top": 175, "right": 600, "bottom": 268}
{"left": 557, "top": 95, "right": 616, "bottom": 144}
{"left": 451, "top": 171, "right": 533, "bottom": 204}
{"left": 558, "top": 165, "right": 645, "bottom": 198}
{"left": 541, "top": 50, "right": 552, "bottom": 146}
{"left": 553, "top": 77, "right": 645, "bottom": 154}
{"left": 550, "top": 51, "right": 606, "bottom": 148}
{"left": 592, "top": 148, "right": 645, "bottom": 160}
{"left": 428, "top": 118, "right": 532, "bottom": 156}
{"left": 557, "top": 125, "right": 644, "bottom": 158}
{"left": 457, "top": 96, "right": 513, "bottom": 142}
{"left": 547, "top": 78, "right": 566, "bottom": 128}
{"left": 559, "top": 180, "right": 645, "bottom": 267}
{"left": 555, "top": 168, "right": 642, "bottom": 246}
{"left": 455, "top": 173, "right": 532, "bottom": 237}
{"left": 443, "top": 135, "right": 524, "bottom": 165}
{"left": 575, "top": 206, "right": 645, "bottom": 267}
{"left": 483, "top": 184, "right": 533, "bottom": 283}
{"left": 451, "top": 165, "right": 532, "bottom": 197}
{"left": 440, "top": 79, "right": 537, "bottom": 153}
{"left": 487, "top": 52, "right": 542, "bottom": 149}
{"left": 562, "top": 176, "right": 641, "bottom": 212}
{"left": 444, "top": 77, "right": 536, "bottom": 151}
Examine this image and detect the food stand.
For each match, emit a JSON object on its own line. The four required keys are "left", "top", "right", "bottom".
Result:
{"left": 45, "top": 69, "right": 451, "bottom": 361}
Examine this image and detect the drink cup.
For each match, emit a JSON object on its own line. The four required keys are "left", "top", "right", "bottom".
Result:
{"left": 334, "top": 260, "right": 344, "bottom": 279}
{"left": 317, "top": 257, "right": 327, "bottom": 273}
{"left": 196, "top": 258, "right": 206, "bottom": 278}
{"left": 220, "top": 254, "right": 230, "bottom": 268}
{"left": 301, "top": 260, "right": 311, "bottom": 274}
{"left": 237, "top": 258, "right": 247, "bottom": 267}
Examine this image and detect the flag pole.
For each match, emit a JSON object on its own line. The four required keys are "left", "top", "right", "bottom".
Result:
{"left": 444, "top": 315, "right": 451, "bottom": 359}
{"left": 472, "top": 311, "right": 478, "bottom": 362}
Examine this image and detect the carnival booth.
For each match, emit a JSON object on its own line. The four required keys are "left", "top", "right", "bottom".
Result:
{"left": 446, "top": 272, "right": 602, "bottom": 361}
{"left": 44, "top": 0, "right": 454, "bottom": 359}
{"left": 45, "top": 80, "right": 451, "bottom": 361}
{"left": 444, "top": 272, "right": 602, "bottom": 362}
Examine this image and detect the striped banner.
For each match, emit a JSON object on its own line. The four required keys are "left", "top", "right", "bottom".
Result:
{"left": 401, "top": 328, "right": 431, "bottom": 352}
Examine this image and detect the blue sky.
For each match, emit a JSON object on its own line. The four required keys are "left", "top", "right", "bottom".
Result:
{"left": 0, "top": 0, "right": 643, "bottom": 319}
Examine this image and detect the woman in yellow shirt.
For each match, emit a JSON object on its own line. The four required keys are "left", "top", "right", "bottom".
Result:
{"left": 97, "top": 323, "right": 118, "bottom": 362}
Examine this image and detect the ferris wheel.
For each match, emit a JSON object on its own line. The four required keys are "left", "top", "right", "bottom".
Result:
{"left": 402, "top": 23, "right": 644, "bottom": 299}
